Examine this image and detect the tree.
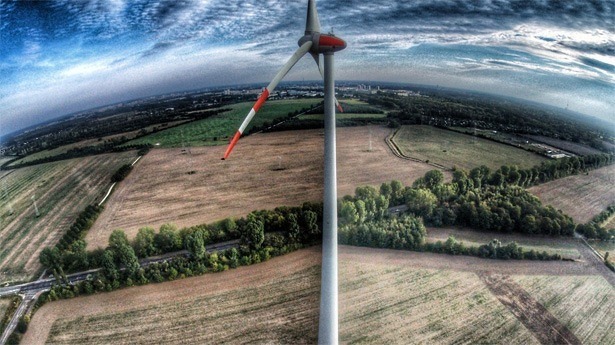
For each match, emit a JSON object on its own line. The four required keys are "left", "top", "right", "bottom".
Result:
{"left": 390, "top": 180, "right": 404, "bottom": 205}
{"left": 423, "top": 170, "right": 444, "bottom": 189}
{"left": 155, "top": 224, "right": 182, "bottom": 253}
{"left": 133, "top": 227, "right": 157, "bottom": 258}
{"left": 101, "top": 249, "right": 119, "bottom": 281}
{"left": 405, "top": 188, "right": 438, "bottom": 220}
{"left": 242, "top": 214, "right": 265, "bottom": 250}
{"left": 286, "top": 213, "right": 300, "bottom": 241}
{"left": 185, "top": 229, "right": 207, "bottom": 260}
{"left": 340, "top": 201, "right": 359, "bottom": 225}
{"left": 40, "top": 247, "right": 62, "bottom": 270}
{"left": 109, "top": 229, "right": 130, "bottom": 252}
{"left": 302, "top": 210, "right": 320, "bottom": 238}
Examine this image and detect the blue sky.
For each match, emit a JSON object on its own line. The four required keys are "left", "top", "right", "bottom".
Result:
{"left": 1, "top": 0, "right": 613, "bottom": 136}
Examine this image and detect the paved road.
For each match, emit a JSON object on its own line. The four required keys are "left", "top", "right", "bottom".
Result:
{"left": 0, "top": 291, "right": 37, "bottom": 345}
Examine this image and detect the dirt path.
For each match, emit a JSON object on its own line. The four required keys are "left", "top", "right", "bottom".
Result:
{"left": 480, "top": 273, "right": 582, "bottom": 345}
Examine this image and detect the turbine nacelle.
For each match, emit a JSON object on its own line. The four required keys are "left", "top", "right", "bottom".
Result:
{"left": 299, "top": 33, "right": 347, "bottom": 55}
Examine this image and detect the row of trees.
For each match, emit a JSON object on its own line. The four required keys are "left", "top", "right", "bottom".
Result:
{"left": 110, "top": 164, "right": 133, "bottom": 183}
{"left": 39, "top": 202, "right": 324, "bottom": 304}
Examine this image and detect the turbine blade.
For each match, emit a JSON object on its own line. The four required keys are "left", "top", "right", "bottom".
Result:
{"left": 305, "top": 0, "right": 321, "bottom": 34}
{"left": 222, "top": 41, "right": 313, "bottom": 160}
{"left": 311, "top": 52, "right": 343, "bottom": 112}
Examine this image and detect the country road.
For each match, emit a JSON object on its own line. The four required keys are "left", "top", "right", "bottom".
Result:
{"left": 0, "top": 239, "right": 239, "bottom": 345}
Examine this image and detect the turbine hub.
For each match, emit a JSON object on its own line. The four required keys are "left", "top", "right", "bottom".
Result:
{"left": 299, "top": 33, "right": 347, "bottom": 55}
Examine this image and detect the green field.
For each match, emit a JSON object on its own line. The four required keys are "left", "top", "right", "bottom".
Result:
{"left": 515, "top": 275, "right": 614, "bottom": 344}
{"left": 392, "top": 125, "right": 546, "bottom": 171}
{"left": 0, "top": 152, "right": 137, "bottom": 283}
{"left": 126, "top": 99, "right": 322, "bottom": 148}
{"left": 426, "top": 228, "right": 581, "bottom": 258}
{"left": 299, "top": 113, "right": 387, "bottom": 121}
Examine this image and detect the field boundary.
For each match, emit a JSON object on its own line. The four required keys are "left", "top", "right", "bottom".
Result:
{"left": 385, "top": 127, "right": 450, "bottom": 171}
{"left": 480, "top": 273, "right": 582, "bottom": 345}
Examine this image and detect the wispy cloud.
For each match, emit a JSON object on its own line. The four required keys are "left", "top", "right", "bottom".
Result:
{"left": 0, "top": 0, "right": 613, "bottom": 136}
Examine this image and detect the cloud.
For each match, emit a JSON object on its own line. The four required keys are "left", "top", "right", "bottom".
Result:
{"left": 1, "top": 0, "right": 614, "bottom": 136}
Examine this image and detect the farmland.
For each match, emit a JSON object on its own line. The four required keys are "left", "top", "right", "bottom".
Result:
{"left": 126, "top": 99, "right": 322, "bottom": 148}
{"left": 23, "top": 246, "right": 322, "bottom": 345}
{"left": 427, "top": 227, "right": 581, "bottom": 258}
{"left": 515, "top": 275, "right": 614, "bottom": 344}
{"left": 7, "top": 121, "right": 187, "bottom": 167}
{"left": 299, "top": 113, "right": 387, "bottom": 121}
{"left": 528, "top": 165, "right": 615, "bottom": 224}
{"left": 24, "top": 245, "right": 612, "bottom": 344}
{"left": 86, "top": 126, "right": 442, "bottom": 249}
{"left": 0, "top": 151, "right": 137, "bottom": 283}
{"left": 392, "top": 125, "right": 546, "bottom": 171}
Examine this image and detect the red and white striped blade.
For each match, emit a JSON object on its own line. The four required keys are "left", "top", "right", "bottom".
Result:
{"left": 222, "top": 41, "right": 313, "bottom": 160}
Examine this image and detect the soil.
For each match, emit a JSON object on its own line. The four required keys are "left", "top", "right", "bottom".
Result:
{"left": 528, "top": 165, "right": 615, "bottom": 224}
{"left": 480, "top": 273, "right": 582, "bottom": 345}
{"left": 86, "top": 126, "right": 443, "bottom": 249}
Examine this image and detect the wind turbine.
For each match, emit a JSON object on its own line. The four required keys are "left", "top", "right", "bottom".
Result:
{"left": 221, "top": 1, "right": 345, "bottom": 343}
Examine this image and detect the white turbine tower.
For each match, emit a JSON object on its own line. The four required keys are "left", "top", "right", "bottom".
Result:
{"left": 221, "top": 1, "right": 345, "bottom": 343}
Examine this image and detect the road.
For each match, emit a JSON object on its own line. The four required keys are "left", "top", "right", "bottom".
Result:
{"left": 0, "top": 291, "right": 37, "bottom": 345}
{"left": 0, "top": 239, "right": 239, "bottom": 345}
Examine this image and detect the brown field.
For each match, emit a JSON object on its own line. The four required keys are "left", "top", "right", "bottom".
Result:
{"left": 528, "top": 165, "right": 615, "bottom": 224}
{"left": 515, "top": 275, "right": 614, "bottom": 344}
{"left": 86, "top": 126, "right": 444, "bottom": 249}
{"left": 25, "top": 245, "right": 612, "bottom": 344}
{"left": 0, "top": 152, "right": 137, "bottom": 283}
{"left": 25, "top": 247, "right": 323, "bottom": 345}
{"left": 427, "top": 227, "right": 581, "bottom": 258}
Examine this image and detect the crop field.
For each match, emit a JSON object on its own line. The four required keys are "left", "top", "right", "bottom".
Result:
{"left": 0, "top": 151, "right": 137, "bottom": 283}
{"left": 427, "top": 227, "right": 581, "bottom": 258}
{"left": 126, "top": 99, "right": 322, "bottom": 148}
{"left": 514, "top": 275, "right": 614, "bottom": 344}
{"left": 86, "top": 126, "right": 443, "bottom": 249}
{"left": 25, "top": 245, "right": 610, "bottom": 344}
{"left": 392, "top": 125, "right": 546, "bottom": 171}
{"left": 298, "top": 113, "right": 387, "bottom": 121}
{"left": 23, "top": 246, "right": 322, "bottom": 345}
{"left": 6, "top": 123, "right": 180, "bottom": 167}
{"left": 528, "top": 165, "right": 615, "bottom": 224}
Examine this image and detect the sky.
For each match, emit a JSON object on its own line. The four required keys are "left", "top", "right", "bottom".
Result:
{"left": 1, "top": 0, "right": 614, "bottom": 137}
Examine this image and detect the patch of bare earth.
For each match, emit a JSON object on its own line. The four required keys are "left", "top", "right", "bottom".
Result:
{"left": 528, "top": 165, "right": 615, "bottom": 224}
{"left": 23, "top": 247, "right": 322, "bottom": 345}
{"left": 25, "top": 245, "right": 612, "bottom": 344}
{"left": 480, "top": 273, "right": 581, "bottom": 345}
{"left": 86, "top": 126, "right": 442, "bottom": 249}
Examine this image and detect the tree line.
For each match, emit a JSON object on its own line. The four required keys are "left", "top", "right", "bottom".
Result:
{"left": 37, "top": 202, "right": 323, "bottom": 303}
